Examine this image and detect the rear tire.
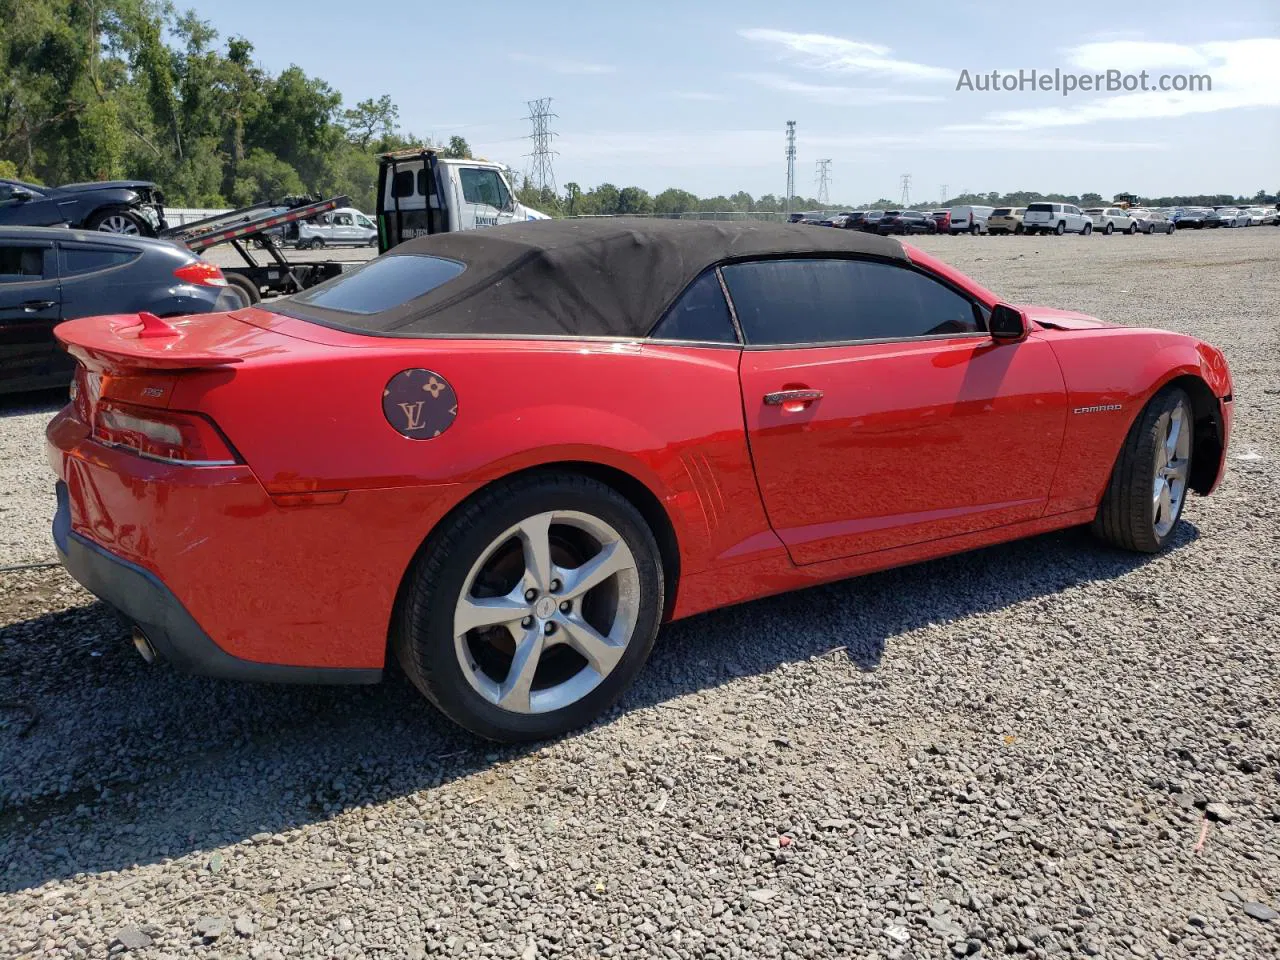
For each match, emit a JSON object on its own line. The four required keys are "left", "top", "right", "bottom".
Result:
{"left": 1104, "top": 222, "right": 1114, "bottom": 235}
{"left": 224, "top": 273, "right": 260, "bottom": 307}
{"left": 393, "top": 472, "right": 664, "bottom": 742}
{"left": 1091, "top": 387, "right": 1194, "bottom": 554}
{"left": 1055, "top": 221, "right": 1066, "bottom": 235}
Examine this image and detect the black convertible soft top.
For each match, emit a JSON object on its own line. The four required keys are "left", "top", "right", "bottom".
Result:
{"left": 278, "top": 217, "right": 907, "bottom": 339}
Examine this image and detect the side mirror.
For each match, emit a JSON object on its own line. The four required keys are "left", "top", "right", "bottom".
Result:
{"left": 989, "top": 303, "right": 1028, "bottom": 342}
{"left": 11, "top": 187, "right": 35, "bottom": 203}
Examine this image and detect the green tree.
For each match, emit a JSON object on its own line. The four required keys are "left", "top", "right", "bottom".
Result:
{"left": 441, "top": 135, "right": 471, "bottom": 159}
{"left": 229, "top": 147, "right": 303, "bottom": 205}
{"left": 342, "top": 95, "right": 398, "bottom": 149}
{"left": 617, "top": 186, "right": 653, "bottom": 214}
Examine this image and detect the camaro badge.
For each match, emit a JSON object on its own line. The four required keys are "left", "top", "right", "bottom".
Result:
{"left": 383, "top": 369, "right": 458, "bottom": 439}
{"left": 1073, "top": 403, "right": 1123, "bottom": 414}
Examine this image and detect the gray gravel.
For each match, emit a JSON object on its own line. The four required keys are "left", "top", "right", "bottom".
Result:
{"left": 2, "top": 229, "right": 1279, "bottom": 959}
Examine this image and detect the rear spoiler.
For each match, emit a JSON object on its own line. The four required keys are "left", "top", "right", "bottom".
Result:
{"left": 54, "top": 313, "right": 246, "bottom": 371}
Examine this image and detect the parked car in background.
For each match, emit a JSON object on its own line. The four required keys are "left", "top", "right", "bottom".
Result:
{"left": 787, "top": 211, "right": 820, "bottom": 223}
{"left": 1128, "top": 209, "right": 1175, "bottom": 234}
{"left": 1249, "top": 207, "right": 1279, "bottom": 225}
{"left": 0, "top": 178, "right": 167, "bottom": 236}
{"left": 296, "top": 207, "right": 379, "bottom": 249}
{"left": 1086, "top": 207, "right": 1139, "bottom": 235}
{"left": 929, "top": 210, "right": 952, "bottom": 233}
{"left": 839, "top": 211, "right": 869, "bottom": 230}
{"left": 1206, "top": 208, "right": 1248, "bottom": 228}
{"left": 947, "top": 205, "right": 994, "bottom": 235}
{"left": 987, "top": 207, "right": 1026, "bottom": 234}
{"left": 877, "top": 210, "right": 938, "bottom": 235}
{"left": 1023, "top": 202, "right": 1092, "bottom": 235}
{"left": 859, "top": 210, "right": 888, "bottom": 232}
{"left": 47, "top": 218, "right": 1234, "bottom": 741}
{"left": 1174, "top": 207, "right": 1211, "bottom": 229}
{"left": 1, "top": 227, "right": 234, "bottom": 394}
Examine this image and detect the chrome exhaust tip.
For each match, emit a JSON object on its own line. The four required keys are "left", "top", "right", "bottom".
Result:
{"left": 131, "top": 627, "right": 157, "bottom": 664}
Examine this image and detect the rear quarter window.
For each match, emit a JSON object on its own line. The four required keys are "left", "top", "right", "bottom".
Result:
{"left": 287, "top": 254, "right": 465, "bottom": 315}
{"left": 61, "top": 247, "right": 139, "bottom": 275}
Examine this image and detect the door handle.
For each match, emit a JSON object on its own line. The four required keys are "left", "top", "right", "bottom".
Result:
{"left": 764, "top": 388, "right": 823, "bottom": 406}
{"left": 21, "top": 300, "right": 56, "bottom": 312}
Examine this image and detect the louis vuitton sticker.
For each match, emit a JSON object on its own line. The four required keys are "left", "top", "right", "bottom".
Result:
{"left": 382, "top": 369, "right": 458, "bottom": 439}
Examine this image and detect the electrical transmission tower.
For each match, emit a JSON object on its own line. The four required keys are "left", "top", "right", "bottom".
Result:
{"left": 940, "top": 183, "right": 948, "bottom": 205}
{"left": 899, "top": 173, "right": 912, "bottom": 208}
{"left": 525, "top": 98, "right": 558, "bottom": 196}
{"left": 784, "top": 121, "right": 796, "bottom": 216}
{"left": 815, "top": 160, "right": 832, "bottom": 207}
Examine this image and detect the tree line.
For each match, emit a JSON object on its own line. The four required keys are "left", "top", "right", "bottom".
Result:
{"left": 3, "top": 3, "right": 1274, "bottom": 217}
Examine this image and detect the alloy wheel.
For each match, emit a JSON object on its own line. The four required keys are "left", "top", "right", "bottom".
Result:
{"left": 97, "top": 215, "right": 140, "bottom": 235}
{"left": 453, "top": 511, "right": 640, "bottom": 714}
{"left": 1152, "top": 401, "right": 1191, "bottom": 538}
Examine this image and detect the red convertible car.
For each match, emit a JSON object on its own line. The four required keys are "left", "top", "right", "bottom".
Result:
{"left": 48, "top": 220, "right": 1232, "bottom": 741}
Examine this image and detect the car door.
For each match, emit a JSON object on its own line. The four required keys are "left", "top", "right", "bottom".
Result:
{"left": 0, "top": 237, "right": 62, "bottom": 386}
{"left": 729, "top": 257, "right": 1068, "bottom": 565}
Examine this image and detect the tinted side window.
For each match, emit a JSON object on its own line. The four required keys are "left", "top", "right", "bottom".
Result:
{"left": 722, "top": 259, "right": 981, "bottom": 346}
{"left": 392, "top": 170, "right": 415, "bottom": 198}
{"left": 0, "top": 246, "right": 49, "bottom": 282}
{"left": 62, "top": 247, "right": 138, "bottom": 275}
{"left": 649, "top": 271, "right": 738, "bottom": 344}
{"left": 288, "top": 254, "right": 465, "bottom": 315}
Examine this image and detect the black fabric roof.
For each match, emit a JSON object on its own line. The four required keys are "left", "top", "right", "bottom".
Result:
{"left": 279, "top": 217, "right": 907, "bottom": 339}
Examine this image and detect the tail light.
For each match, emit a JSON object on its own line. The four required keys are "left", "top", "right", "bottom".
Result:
{"left": 173, "top": 260, "right": 227, "bottom": 287}
{"left": 93, "top": 402, "right": 240, "bottom": 465}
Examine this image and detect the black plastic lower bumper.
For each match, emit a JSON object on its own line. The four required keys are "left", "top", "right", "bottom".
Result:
{"left": 53, "top": 482, "right": 381, "bottom": 685}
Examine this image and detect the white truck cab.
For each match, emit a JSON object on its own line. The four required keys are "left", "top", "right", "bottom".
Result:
{"left": 377, "top": 149, "right": 548, "bottom": 252}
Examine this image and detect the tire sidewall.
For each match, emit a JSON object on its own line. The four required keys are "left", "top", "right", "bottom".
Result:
{"left": 401, "top": 478, "right": 664, "bottom": 741}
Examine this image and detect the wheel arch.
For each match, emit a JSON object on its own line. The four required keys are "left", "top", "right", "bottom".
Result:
{"left": 1159, "top": 373, "right": 1226, "bottom": 496}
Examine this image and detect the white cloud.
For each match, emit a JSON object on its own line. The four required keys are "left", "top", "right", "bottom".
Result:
{"left": 507, "top": 52, "right": 615, "bottom": 75}
{"left": 950, "top": 38, "right": 1280, "bottom": 132}
{"left": 742, "top": 73, "right": 942, "bottom": 104}
{"left": 740, "top": 28, "right": 952, "bottom": 82}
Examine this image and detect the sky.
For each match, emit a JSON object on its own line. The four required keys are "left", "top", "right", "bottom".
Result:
{"left": 187, "top": 0, "right": 1278, "bottom": 204}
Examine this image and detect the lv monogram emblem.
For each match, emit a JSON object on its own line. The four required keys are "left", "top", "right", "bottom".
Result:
{"left": 398, "top": 400, "right": 427, "bottom": 430}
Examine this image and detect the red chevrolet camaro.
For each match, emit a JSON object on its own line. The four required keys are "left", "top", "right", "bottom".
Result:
{"left": 47, "top": 219, "right": 1232, "bottom": 741}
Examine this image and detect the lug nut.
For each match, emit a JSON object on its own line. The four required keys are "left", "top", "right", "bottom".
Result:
{"left": 549, "top": 578, "right": 562, "bottom": 593}
{"left": 544, "top": 622, "right": 556, "bottom": 636}
{"left": 521, "top": 616, "right": 534, "bottom": 628}
{"left": 524, "top": 588, "right": 537, "bottom": 602}
{"left": 559, "top": 600, "right": 571, "bottom": 613}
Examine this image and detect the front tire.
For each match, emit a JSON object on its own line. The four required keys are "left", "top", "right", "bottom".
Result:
{"left": 1092, "top": 387, "right": 1194, "bottom": 554}
{"left": 85, "top": 206, "right": 149, "bottom": 236}
{"left": 1082, "top": 223, "right": 1093, "bottom": 235}
{"left": 393, "top": 473, "right": 664, "bottom": 741}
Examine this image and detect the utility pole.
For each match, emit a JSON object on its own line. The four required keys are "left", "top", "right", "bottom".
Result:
{"left": 525, "top": 97, "right": 558, "bottom": 197}
{"left": 940, "top": 183, "right": 948, "bottom": 205}
{"left": 815, "top": 159, "right": 832, "bottom": 207}
{"left": 899, "top": 173, "right": 912, "bottom": 208}
{"left": 785, "top": 121, "right": 796, "bottom": 216}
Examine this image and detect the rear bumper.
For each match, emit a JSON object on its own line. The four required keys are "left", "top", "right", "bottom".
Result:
{"left": 54, "top": 481, "right": 380, "bottom": 685}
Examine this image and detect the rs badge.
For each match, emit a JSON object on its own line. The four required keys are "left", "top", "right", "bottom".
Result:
{"left": 382, "top": 369, "right": 458, "bottom": 439}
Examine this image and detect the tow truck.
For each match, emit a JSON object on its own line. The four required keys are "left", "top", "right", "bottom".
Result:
{"left": 376, "top": 148, "right": 548, "bottom": 253}
{"left": 160, "top": 195, "right": 353, "bottom": 306}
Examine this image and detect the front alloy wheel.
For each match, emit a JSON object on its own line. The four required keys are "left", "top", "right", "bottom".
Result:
{"left": 1092, "top": 388, "right": 1194, "bottom": 553}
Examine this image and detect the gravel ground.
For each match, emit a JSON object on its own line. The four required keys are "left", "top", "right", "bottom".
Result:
{"left": 2, "top": 229, "right": 1278, "bottom": 959}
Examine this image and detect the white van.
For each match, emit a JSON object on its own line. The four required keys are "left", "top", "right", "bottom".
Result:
{"left": 377, "top": 149, "right": 548, "bottom": 251}
{"left": 947, "top": 205, "right": 995, "bottom": 235}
